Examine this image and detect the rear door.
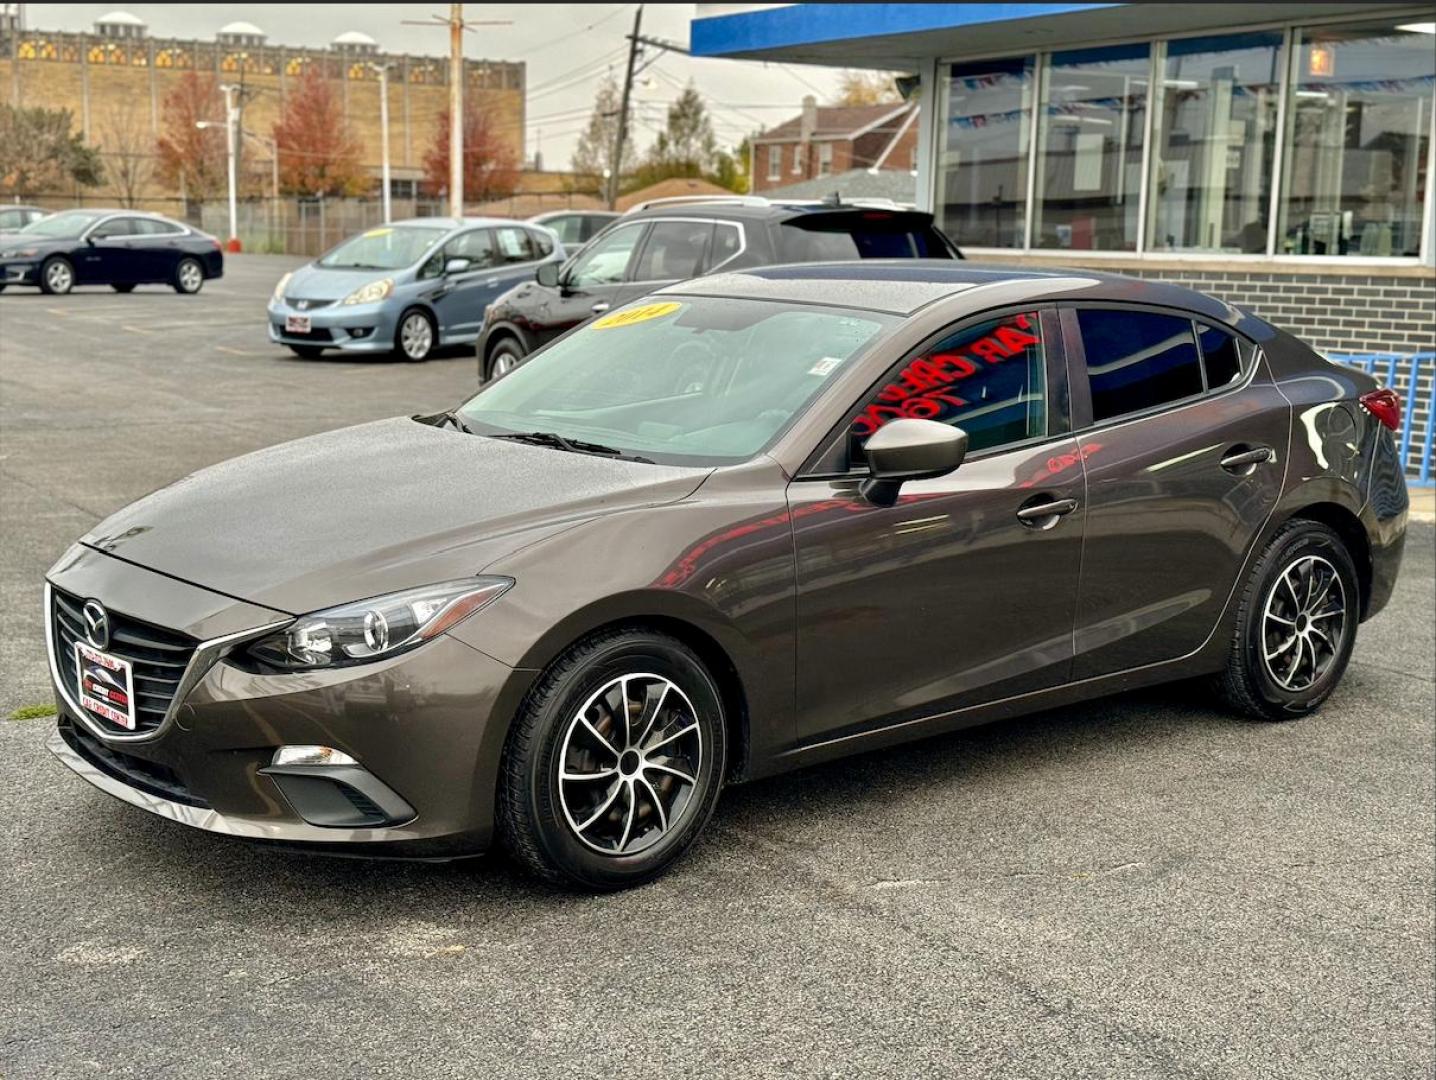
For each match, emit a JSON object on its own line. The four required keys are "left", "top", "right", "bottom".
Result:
{"left": 129, "top": 218, "right": 186, "bottom": 282}
{"left": 1063, "top": 305, "right": 1289, "bottom": 678}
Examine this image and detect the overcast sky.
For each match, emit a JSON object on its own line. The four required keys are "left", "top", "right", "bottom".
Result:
{"left": 25, "top": 4, "right": 848, "bottom": 166}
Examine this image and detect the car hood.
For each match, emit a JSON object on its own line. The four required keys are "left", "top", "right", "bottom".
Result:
{"left": 283, "top": 263, "right": 411, "bottom": 301}
{"left": 82, "top": 417, "right": 711, "bottom": 616}
{"left": 0, "top": 233, "right": 65, "bottom": 252}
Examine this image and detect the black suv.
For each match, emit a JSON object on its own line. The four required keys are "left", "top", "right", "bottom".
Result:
{"left": 475, "top": 195, "right": 962, "bottom": 380}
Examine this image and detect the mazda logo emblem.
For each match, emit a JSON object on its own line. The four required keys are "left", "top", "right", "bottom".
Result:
{"left": 82, "top": 600, "right": 110, "bottom": 650}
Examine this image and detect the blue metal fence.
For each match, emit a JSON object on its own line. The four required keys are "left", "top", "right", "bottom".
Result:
{"left": 1327, "top": 352, "right": 1435, "bottom": 487}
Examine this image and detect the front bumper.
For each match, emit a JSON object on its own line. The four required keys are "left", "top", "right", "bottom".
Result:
{"left": 46, "top": 548, "right": 536, "bottom": 858}
{"left": 266, "top": 298, "right": 398, "bottom": 353}
{"left": 2, "top": 260, "right": 39, "bottom": 285}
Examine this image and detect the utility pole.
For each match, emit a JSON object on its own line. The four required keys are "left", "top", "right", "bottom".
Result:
{"left": 449, "top": 2, "right": 464, "bottom": 217}
{"left": 370, "top": 62, "right": 393, "bottom": 222}
{"left": 609, "top": 4, "right": 643, "bottom": 210}
{"left": 403, "top": 6, "right": 509, "bottom": 220}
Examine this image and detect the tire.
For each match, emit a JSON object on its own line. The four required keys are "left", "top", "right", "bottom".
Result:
{"left": 1213, "top": 519, "right": 1359, "bottom": 722}
{"left": 498, "top": 627, "right": 728, "bottom": 891}
{"left": 111, "top": 283, "right": 136, "bottom": 293}
{"left": 38, "top": 256, "right": 74, "bottom": 295}
{"left": 395, "top": 308, "right": 436, "bottom": 362}
{"left": 486, "top": 337, "right": 527, "bottom": 381}
{"left": 173, "top": 257, "right": 204, "bottom": 294}
{"left": 288, "top": 345, "right": 326, "bottom": 359}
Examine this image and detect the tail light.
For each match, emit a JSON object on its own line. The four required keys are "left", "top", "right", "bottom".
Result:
{"left": 1359, "top": 388, "right": 1402, "bottom": 431}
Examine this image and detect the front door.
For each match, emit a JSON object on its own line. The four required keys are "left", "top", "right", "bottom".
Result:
{"left": 78, "top": 216, "right": 141, "bottom": 284}
{"left": 788, "top": 308, "right": 1087, "bottom": 748}
{"left": 430, "top": 228, "right": 501, "bottom": 342}
{"left": 537, "top": 221, "right": 651, "bottom": 343}
{"left": 1063, "top": 306, "right": 1289, "bottom": 678}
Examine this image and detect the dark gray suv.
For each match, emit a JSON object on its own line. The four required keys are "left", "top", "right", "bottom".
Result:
{"left": 45, "top": 263, "right": 1406, "bottom": 891}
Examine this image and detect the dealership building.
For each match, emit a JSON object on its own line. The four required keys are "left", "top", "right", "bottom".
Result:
{"left": 693, "top": 4, "right": 1435, "bottom": 478}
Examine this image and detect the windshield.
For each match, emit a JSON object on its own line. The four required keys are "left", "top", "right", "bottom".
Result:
{"left": 20, "top": 210, "right": 105, "bottom": 239}
{"left": 319, "top": 225, "right": 447, "bottom": 270}
{"left": 458, "top": 296, "right": 896, "bottom": 465}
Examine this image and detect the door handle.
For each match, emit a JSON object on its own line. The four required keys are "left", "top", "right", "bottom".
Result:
{"left": 591, "top": 302, "right": 610, "bottom": 315}
{"left": 1220, "top": 445, "right": 1274, "bottom": 473}
{"left": 1016, "top": 496, "right": 1079, "bottom": 528}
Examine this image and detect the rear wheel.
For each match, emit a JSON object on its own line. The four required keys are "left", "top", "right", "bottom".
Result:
{"left": 396, "top": 308, "right": 436, "bottom": 362}
{"left": 498, "top": 628, "right": 727, "bottom": 891}
{"left": 111, "top": 283, "right": 136, "bottom": 293}
{"left": 288, "top": 345, "right": 326, "bottom": 359}
{"left": 173, "top": 257, "right": 204, "bottom": 294}
{"left": 38, "top": 256, "right": 74, "bottom": 295}
{"left": 1213, "top": 519, "right": 1359, "bottom": 721}
{"left": 486, "top": 337, "right": 527, "bottom": 381}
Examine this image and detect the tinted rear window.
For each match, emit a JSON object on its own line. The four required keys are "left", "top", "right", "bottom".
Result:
{"left": 1198, "top": 324, "right": 1243, "bottom": 388}
{"left": 777, "top": 217, "right": 952, "bottom": 262}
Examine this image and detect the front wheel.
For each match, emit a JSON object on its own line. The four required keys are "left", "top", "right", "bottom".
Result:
{"left": 486, "top": 337, "right": 527, "bottom": 381}
{"left": 395, "top": 308, "right": 436, "bottom": 362}
{"left": 1213, "top": 519, "right": 1359, "bottom": 721}
{"left": 39, "top": 256, "right": 74, "bottom": 295}
{"left": 173, "top": 257, "right": 204, "bottom": 294}
{"left": 498, "top": 628, "right": 728, "bottom": 891}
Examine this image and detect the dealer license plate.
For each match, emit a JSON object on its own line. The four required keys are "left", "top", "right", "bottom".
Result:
{"left": 74, "top": 641, "right": 137, "bottom": 730}
{"left": 285, "top": 314, "right": 312, "bottom": 334}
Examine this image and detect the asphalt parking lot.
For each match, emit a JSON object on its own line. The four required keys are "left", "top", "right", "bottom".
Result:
{"left": 1, "top": 255, "right": 1432, "bottom": 1079}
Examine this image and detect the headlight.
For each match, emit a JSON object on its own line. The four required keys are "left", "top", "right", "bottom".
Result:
{"left": 245, "top": 578, "right": 512, "bottom": 672}
{"left": 273, "top": 271, "right": 292, "bottom": 301}
{"left": 341, "top": 278, "right": 394, "bottom": 306}
{"left": 1, "top": 247, "right": 38, "bottom": 258}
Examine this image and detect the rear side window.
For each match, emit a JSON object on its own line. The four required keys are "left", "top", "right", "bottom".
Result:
{"left": 851, "top": 311, "right": 1046, "bottom": 457}
{"left": 136, "top": 218, "right": 183, "bottom": 235}
{"left": 1078, "top": 309, "right": 1203, "bottom": 422}
{"left": 493, "top": 226, "right": 535, "bottom": 263}
{"left": 447, "top": 229, "right": 497, "bottom": 268}
{"left": 633, "top": 220, "right": 711, "bottom": 281}
{"left": 1198, "top": 324, "right": 1243, "bottom": 388}
{"left": 777, "top": 218, "right": 953, "bottom": 262}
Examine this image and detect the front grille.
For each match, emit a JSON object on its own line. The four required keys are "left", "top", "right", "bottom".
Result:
{"left": 272, "top": 322, "right": 334, "bottom": 342}
{"left": 52, "top": 586, "right": 199, "bottom": 736}
{"left": 58, "top": 717, "right": 209, "bottom": 807}
{"left": 284, "top": 296, "right": 336, "bottom": 310}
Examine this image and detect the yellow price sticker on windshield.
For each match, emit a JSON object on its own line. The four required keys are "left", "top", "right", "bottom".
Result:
{"left": 363, "top": 227, "right": 393, "bottom": 238}
{"left": 592, "top": 302, "right": 681, "bottom": 330}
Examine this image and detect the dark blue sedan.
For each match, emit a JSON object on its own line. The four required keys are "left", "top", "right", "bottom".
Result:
{"left": 0, "top": 209, "right": 224, "bottom": 295}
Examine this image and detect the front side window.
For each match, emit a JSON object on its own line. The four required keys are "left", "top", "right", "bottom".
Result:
{"left": 1034, "top": 43, "right": 1150, "bottom": 252}
{"left": 633, "top": 220, "right": 710, "bottom": 281}
{"left": 1148, "top": 32, "right": 1282, "bottom": 253}
{"left": 445, "top": 229, "right": 497, "bottom": 268}
{"left": 1079, "top": 309, "right": 1203, "bottom": 421}
{"left": 711, "top": 223, "right": 742, "bottom": 267}
{"left": 320, "top": 225, "right": 447, "bottom": 270}
{"left": 1278, "top": 21, "right": 1434, "bottom": 258}
{"left": 529, "top": 228, "right": 555, "bottom": 257}
{"left": 566, "top": 223, "right": 645, "bottom": 287}
{"left": 850, "top": 311, "right": 1047, "bottom": 456}
{"left": 937, "top": 56, "right": 1036, "bottom": 248}
{"left": 91, "top": 217, "right": 142, "bottom": 239}
{"left": 459, "top": 297, "right": 896, "bottom": 465}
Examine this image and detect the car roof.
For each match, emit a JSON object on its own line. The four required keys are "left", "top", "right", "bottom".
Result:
{"left": 387, "top": 216, "right": 538, "bottom": 230}
{"left": 659, "top": 260, "right": 1249, "bottom": 325}
{"left": 529, "top": 210, "right": 617, "bottom": 221}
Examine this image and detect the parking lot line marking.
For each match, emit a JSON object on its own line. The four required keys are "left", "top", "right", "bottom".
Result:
{"left": 45, "top": 308, "right": 68, "bottom": 317}
{"left": 122, "top": 325, "right": 155, "bottom": 335}
{"left": 215, "top": 346, "right": 268, "bottom": 356}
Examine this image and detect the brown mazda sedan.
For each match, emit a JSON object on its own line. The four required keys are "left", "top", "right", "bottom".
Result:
{"left": 45, "top": 263, "right": 1408, "bottom": 890}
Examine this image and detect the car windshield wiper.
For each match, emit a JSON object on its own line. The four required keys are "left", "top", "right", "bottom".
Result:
{"left": 488, "top": 430, "right": 654, "bottom": 464}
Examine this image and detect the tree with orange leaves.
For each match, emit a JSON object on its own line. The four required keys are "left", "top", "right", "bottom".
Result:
{"left": 272, "top": 66, "right": 368, "bottom": 197}
{"left": 421, "top": 103, "right": 519, "bottom": 203}
{"left": 154, "top": 72, "right": 226, "bottom": 200}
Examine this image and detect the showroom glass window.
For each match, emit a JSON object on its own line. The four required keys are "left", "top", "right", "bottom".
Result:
{"left": 937, "top": 56, "right": 1035, "bottom": 248}
{"left": 1278, "top": 22, "right": 1435, "bottom": 258}
{"left": 1148, "top": 33, "right": 1283, "bottom": 253}
{"left": 1034, "top": 43, "right": 1151, "bottom": 251}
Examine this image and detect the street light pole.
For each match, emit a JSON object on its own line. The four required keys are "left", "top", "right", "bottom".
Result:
{"left": 449, "top": 3, "right": 464, "bottom": 218}
{"left": 219, "top": 83, "right": 240, "bottom": 251}
{"left": 371, "top": 63, "right": 393, "bottom": 223}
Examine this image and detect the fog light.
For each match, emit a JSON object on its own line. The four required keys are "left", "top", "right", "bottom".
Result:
{"left": 271, "top": 745, "right": 357, "bottom": 767}
{"left": 347, "top": 326, "right": 375, "bottom": 339}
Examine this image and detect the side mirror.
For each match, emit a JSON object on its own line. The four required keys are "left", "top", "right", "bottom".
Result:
{"left": 535, "top": 261, "right": 561, "bottom": 288}
{"left": 444, "top": 257, "right": 472, "bottom": 275}
{"left": 859, "top": 419, "right": 968, "bottom": 506}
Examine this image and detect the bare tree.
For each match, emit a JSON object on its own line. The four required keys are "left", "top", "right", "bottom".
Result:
{"left": 98, "top": 100, "right": 154, "bottom": 208}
